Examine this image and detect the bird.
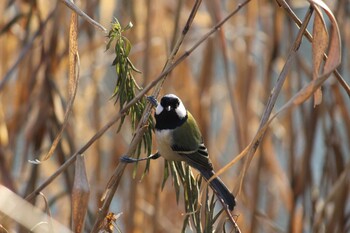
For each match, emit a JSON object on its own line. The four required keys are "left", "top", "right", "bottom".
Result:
{"left": 121, "top": 94, "right": 236, "bottom": 211}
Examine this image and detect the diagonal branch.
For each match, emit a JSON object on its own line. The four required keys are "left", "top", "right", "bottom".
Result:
{"left": 91, "top": 0, "right": 251, "bottom": 231}
{"left": 25, "top": 4, "right": 252, "bottom": 229}
{"left": 90, "top": 1, "right": 203, "bottom": 231}
{"left": 0, "top": 10, "right": 55, "bottom": 92}
{"left": 275, "top": 0, "right": 350, "bottom": 97}
{"left": 60, "top": 0, "right": 107, "bottom": 33}
{"left": 237, "top": 6, "right": 315, "bottom": 194}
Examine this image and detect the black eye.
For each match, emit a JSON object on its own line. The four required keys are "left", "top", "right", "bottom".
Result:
{"left": 170, "top": 99, "right": 179, "bottom": 108}
{"left": 161, "top": 97, "right": 179, "bottom": 110}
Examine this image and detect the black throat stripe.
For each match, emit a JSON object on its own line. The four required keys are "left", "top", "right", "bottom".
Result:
{"left": 155, "top": 111, "right": 188, "bottom": 130}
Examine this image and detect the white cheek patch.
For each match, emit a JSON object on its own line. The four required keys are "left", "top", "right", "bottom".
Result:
{"left": 156, "top": 104, "right": 163, "bottom": 115}
{"left": 176, "top": 101, "right": 187, "bottom": 119}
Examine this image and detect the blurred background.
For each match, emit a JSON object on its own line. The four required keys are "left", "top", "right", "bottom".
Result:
{"left": 0, "top": 0, "right": 349, "bottom": 232}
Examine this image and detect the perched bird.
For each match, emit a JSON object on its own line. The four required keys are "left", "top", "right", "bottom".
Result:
{"left": 122, "top": 94, "right": 236, "bottom": 211}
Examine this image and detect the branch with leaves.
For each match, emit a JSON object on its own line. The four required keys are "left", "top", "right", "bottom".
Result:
{"left": 1, "top": 0, "right": 348, "bottom": 232}
{"left": 92, "top": 1, "right": 249, "bottom": 232}
{"left": 106, "top": 19, "right": 154, "bottom": 158}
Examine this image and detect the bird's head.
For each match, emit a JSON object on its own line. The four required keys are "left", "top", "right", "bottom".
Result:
{"left": 155, "top": 94, "right": 187, "bottom": 130}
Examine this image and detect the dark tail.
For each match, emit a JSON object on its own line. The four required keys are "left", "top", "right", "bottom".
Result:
{"left": 200, "top": 169, "right": 236, "bottom": 211}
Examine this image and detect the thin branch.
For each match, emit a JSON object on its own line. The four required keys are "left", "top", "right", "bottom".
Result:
{"left": 25, "top": 112, "right": 124, "bottom": 201}
{"left": 41, "top": 12, "right": 80, "bottom": 161}
{"left": 275, "top": 0, "right": 350, "bottom": 97}
{"left": 90, "top": 1, "right": 203, "bottom": 231}
{"left": 25, "top": 0, "right": 251, "bottom": 215}
{"left": 0, "top": 10, "right": 55, "bottom": 92}
{"left": 237, "top": 6, "right": 314, "bottom": 193}
{"left": 60, "top": 0, "right": 107, "bottom": 33}
{"left": 154, "top": 0, "right": 202, "bottom": 97}
{"left": 91, "top": 0, "right": 253, "bottom": 231}
{"left": 216, "top": 197, "right": 241, "bottom": 233}
{"left": 1, "top": 0, "right": 107, "bottom": 91}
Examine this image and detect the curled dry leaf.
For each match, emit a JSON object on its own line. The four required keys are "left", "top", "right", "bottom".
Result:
{"left": 41, "top": 12, "right": 80, "bottom": 161}
{"left": 309, "top": 0, "right": 342, "bottom": 106}
{"left": 311, "top": 4, "right": 328, "bottom": 106}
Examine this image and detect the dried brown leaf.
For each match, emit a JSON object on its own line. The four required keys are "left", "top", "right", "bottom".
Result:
{"left": 72, "top": 155, "right": 90, "bottom": 233}
{"left": 42, "top": 12, "right": 80, "bottom": 161}
{"left": 214, "top": 47, "right": 337, "bottom": 194}
{"left": 312, "top": 5, "right": 328, "bottom": 106}
{"left": 309, "top": 0, "right": 342, "bottom": 78}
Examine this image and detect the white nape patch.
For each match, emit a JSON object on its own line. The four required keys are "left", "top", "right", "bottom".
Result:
{"left": 156, "top": 104, "right": 163, "bottom": 115}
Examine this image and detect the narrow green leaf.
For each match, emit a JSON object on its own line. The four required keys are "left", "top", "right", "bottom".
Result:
{"left": 112, "top": 56, "right": 118, "bottom": 66}
{"left": 127, "top": 58, "right": 142, "bottom": 73}
{"left": 161, "top": 161, "right": 170, "bottom": 190}
{"left": 122, "top": 36, "right": 132, "bottom": 56}
{"left": 106, "top": 38, "right": 113, "bottom": 51}
{"left": 181, "top": 216, "right": 189, "bottom": 233}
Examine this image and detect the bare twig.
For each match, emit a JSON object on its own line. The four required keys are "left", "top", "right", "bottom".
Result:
{"left": 41, "top": 12, "right": 80, "bottom": 161}
{"left": 207, "top": 1, "right": 244, "bottom": 152}
{"left": 90, "top": 1, "right": 203, "bottom": 231}
{"left": 91, "top": 0, "right": 253, "bottom": 231}
{"left": 1, "top": 0, "right": 107, "bottom": 92}
{"left": 275, "top": 0, "right": 350, "bottom": 97}
{"left": 60, "top": 0, "right": 107, "bottom": 33}
{"left": 237, "top": 6, "right": 314, "bottom": 194}
{"left": 217, "top": 198, "right": 241, "bottom": 233}
{"left": 26, "top": 0, "right": 251, "bottom": 218}
{"left": 0, "top": 10, "right": 55, "bottom": 92}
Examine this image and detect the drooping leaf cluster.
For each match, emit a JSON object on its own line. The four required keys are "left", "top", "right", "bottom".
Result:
{"left": 163, "top": 161, "right": 224, "bottom": 232}
{"left": 107, "top": 18, "right": 226, "bottom": 231}
{"left": 106, "top": 19, "right": 154, "bottom": 157}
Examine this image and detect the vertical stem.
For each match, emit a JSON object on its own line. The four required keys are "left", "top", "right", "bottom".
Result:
{"left": 239, "top": 6, "right": 314, "bottom": 191}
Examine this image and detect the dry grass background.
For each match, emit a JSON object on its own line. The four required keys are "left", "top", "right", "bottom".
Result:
{"left": 0, "top": 0, "right": 349, "bottom": 232}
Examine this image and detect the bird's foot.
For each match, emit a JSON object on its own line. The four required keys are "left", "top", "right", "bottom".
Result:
{"left": 147, "top": 96, "right": 158, "bottom": 107}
